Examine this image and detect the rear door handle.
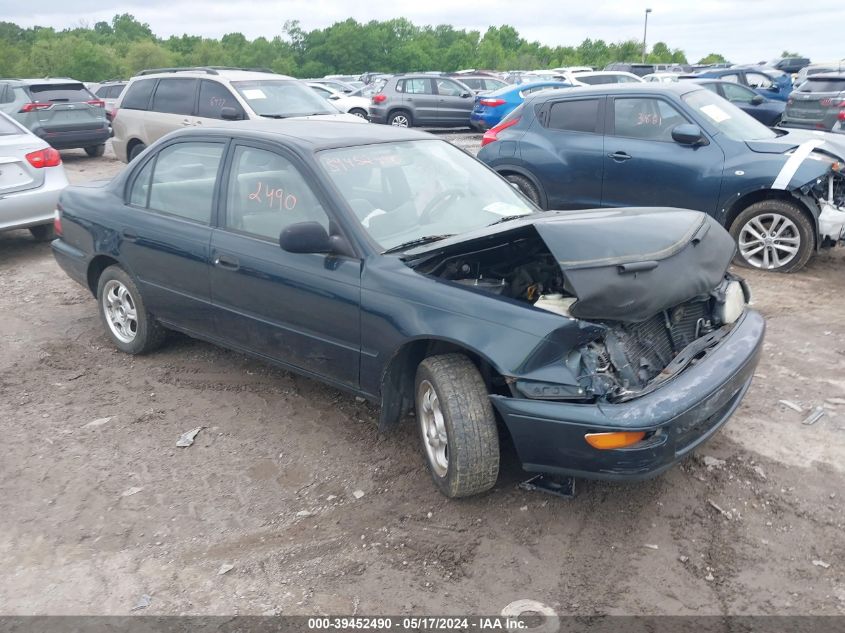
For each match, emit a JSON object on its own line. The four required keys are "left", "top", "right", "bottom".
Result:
{"left": 181, "top": 118, "right": 192, "bottom": 126}
{"left": 608, "top": 151, "right": 632, "bottom": 161}
{"left": 214, "top": 254, "right": 240, "bottom": 270}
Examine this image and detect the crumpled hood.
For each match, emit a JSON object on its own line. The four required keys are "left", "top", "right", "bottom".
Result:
{"left": 407, "top": 208, "right": 736, "bottom": 323}
{"left": 746, "top": 129, "right": 845, "bottom": 160}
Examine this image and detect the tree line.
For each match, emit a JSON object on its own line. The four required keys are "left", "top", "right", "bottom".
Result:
{"left": 0, "top": 14, "right": 729, "bottom": 82}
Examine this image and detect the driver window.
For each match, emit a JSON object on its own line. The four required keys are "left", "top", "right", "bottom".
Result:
{"left": 722, "top": 83, "right": 755, "bottom": 103}
{"left": 436, "top": 79, "right": 463, "bottom": 96}
{"left": 612, "top": 98, "right": 687, "bottom": 141}
{"left": 225, "top": 146, "right": 329, "bottom": 240}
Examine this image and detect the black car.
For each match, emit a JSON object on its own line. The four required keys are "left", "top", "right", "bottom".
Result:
{"left": 52, "top": 121, "right": 763, "bottom": 498}
{"left": 783, "top": 73, "right": 845, "bottom": 132}
{"left": 604, "top": 62, "right": 655, "bottom": 77}
{"left": 692, "top": 79, "right": 785, "bottom": 126}
{"left": 767, "top": 57, "right": 811, "bottom": 75}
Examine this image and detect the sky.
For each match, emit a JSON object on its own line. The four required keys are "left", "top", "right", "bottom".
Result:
{"left": 5, "top": 0, "right": 842, "bottom": 64}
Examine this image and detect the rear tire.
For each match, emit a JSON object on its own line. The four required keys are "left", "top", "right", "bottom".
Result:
{"left": 29, "top": 225, "right": 55, "bottom": 242}
{"left": 415, "top": 354, "right": 500, "bottom": 498}
{"left": 128, "top": 142, "right": 146, "bottom": 162}
{"left": 388, "top": 110, "right": 412, "bottom": 128}
{"left": 85, "top": 144, "right": 105, "bottom": 157}
{"left": 729, "top": 199, "right": 814, "bottom": 272}
{"left": 96, "top": 265, "right": 166, "bottom": 355}
{"left": 349, "top": 108, "right": 368, "bottom": 119}
{"left": 504, "top": 173, "right": 542, "bottom": 207}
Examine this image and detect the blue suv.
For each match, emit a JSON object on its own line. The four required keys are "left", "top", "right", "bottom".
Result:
{"left": 689, "top": 67, "right": 793, "bottom": 102}
{"left": 477, "top": 83, "right": 845, "bottom": 272}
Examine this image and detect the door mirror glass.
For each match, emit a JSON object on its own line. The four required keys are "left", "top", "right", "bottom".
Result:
{"left": 750, "top": 94, "right": 765, "bottom": 105}
{"left": 671, "top": 123, "right": 705, "bottom": 145}
{"left": 280, "top": 221, "right": 332, "bottom": 253}
{"left": 220, "top": 106, "right": 241, "bottom": 120}
{"left": 461, "top": 91, "right": 472, "bottom": 98}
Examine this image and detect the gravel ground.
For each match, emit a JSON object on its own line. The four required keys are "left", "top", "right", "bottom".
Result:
{"left": 0, "top": 132, "right": 844, "bottom": 616}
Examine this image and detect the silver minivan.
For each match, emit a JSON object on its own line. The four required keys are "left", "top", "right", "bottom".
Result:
{"left": 112, "top": 67, "right": 365, "bottom": 162}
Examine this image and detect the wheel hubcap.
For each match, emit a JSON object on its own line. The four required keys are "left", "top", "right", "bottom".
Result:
{"left": 391, "top": 115, "right": 409, "bottom": 127}
{"left": 103, "top": 280, "right": 138, "bottom": 343}
{"left": 418, "top": 380, "right": 448, "bottom": 477}
{"left": 738, "top": 213, "right": 800, "bottom": 269}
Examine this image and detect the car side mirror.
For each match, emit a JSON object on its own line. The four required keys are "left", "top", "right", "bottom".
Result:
{"left": 750, "top": 94, "right": 764, "bottom": 105}
{"left": 280, "top": 222, "right": 332, "bottom": 253}
{"left": 329, "top": 95, "right": 340, "bottom": 100}
{"left": 461, "top": 91, "right": 472, "bottom": 98}
{"left": 672, "top": 123, "right": 705, "bottom": 146}
{"left": 220, "top": 106, "right": 242, "bottom": 121}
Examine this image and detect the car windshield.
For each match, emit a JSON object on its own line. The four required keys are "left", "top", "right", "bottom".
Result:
{"left": 231, "top": 80, "right": 336, "bottom": 117}
{"left": 682, "top": 89, "right": 776, "bottom": 141}
{"left": 317, "top": 139, "right": 536, "bottom": 252}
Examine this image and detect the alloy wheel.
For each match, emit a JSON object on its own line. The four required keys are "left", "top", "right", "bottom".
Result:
{"left": 102, "top": 279, "right": 138, "bottom": 343}
{"left": 418, "top": 380, "right": 448, "bottom": 477}
{"left": 738, "top": 212, "right": 800, "bottom": 270}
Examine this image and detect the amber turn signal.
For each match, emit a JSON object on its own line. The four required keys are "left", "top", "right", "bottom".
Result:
{"left": 584, "top": 431, "right": 646, "bottom": 450}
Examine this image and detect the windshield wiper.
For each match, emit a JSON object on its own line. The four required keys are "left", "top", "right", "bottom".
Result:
{"left": 259, "top": 113, "right": 292, "bottom": 119}
{"left": 382, "top": 234, "right": 454, "bottom": 254}
{"left": 487, "top": 214, "right": 529, "bottom": 227}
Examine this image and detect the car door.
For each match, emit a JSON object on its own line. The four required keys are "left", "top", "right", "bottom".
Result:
{"left": 719, "top": 82, "right": 780, "bottom": 125}
{"left": 601, "top": 96, "right": 724, "bottom": 212}
{"left": 119, "top": 139, "right": 225, "bottom": 335}
{"left": 529, "top": 96, "right": 606, "bottom": 209}
{"left": 144, "top": 78, "right": 199, "bottom": 144}
{"left": 209, "top": 142, "right": 361, "bottom": 388}
{"left": 435, "top": 78, "right": 474, "bottom": 125}
{"left": 399, "top": 78, "right": 438, "bottom": 125}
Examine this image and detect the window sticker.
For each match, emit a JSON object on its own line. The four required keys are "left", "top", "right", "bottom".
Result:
{"left": 700, "top": 104, "right": 730, "bottom": 123}
{"left": 242, "top": 89, "right": 267, "bottom": 100}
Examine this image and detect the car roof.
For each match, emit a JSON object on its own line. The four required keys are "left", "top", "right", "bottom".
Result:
{"left": 6, "top": 78, "right": 85, "bottom": 86}
{"left": 169, "top": 119, "right": 433, "bottom": 151}
{"left": 132, "top": 68, "right": 294, "bottom": 82}
{"left": 526, "top": 82, "right": 700, "bottom": 101}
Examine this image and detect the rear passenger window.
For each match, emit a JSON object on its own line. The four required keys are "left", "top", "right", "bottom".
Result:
{"left": 547, "top": 99, "right": 601, "bottom": 133}
{"left": 225, "top": 146, "right": 329, "bottom": 240}
{"left": 400, "top": 79, "right": 432, "bottom": 95}
{"left": 612, "top": 98, "right": 687, "bottom": 141}
{"left": 122, "top": 79, "right": 156, "bottom": 110}
{"left": 151, "top": 78, "right": 197, "bottom": 115}
{"left": 141, "top": 142, "right": 223, "bottom": 223}
{"left": 197, "top": 80, "right": 244, "bottom": 119}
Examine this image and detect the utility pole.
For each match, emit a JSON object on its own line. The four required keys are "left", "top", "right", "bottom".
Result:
{"left": 642, "top": 8, "right": 652, "bottom": 63}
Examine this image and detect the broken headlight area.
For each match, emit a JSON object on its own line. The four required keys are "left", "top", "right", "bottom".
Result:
{"left": 575, "top": 275, "right": 748, "bottom": 403}
{"left": 806, "top": 170, "right": 845, "bottom": 242}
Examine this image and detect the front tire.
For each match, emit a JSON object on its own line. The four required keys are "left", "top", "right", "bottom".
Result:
{"left": 729, "top": 199, "right": 814, "bottom": 272}
{"left": 504, "top": 173, "right": 542, "bottom": 207}
{"left": 96, "top": 265, "right": 166, "bottom": 354}
{"left": 415, "top": 354, "right": 499, "bottom": 498}
{"left": 388, "top": 110, "right": 411, "bottom": 128}
{"left": 85, "top": 144, "right": 105, "bottom": 157}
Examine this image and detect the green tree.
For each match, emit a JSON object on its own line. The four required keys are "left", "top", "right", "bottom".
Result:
{"left": 124, "top": 41, "right": 173, "bottom": 75}
{"left": 698, "top": 53, "right": 727, "bottom": 64}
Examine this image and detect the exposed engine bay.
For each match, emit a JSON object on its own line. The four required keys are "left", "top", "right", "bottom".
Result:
{"left": 807, "top": 171, "right": 845, "bottom": 243}
{"left": 409, "top": 226, "right": 748, "bottom": 403}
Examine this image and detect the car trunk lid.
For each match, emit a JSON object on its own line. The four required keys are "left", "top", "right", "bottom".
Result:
{"left": 0, "top": 134, "right": 45, "bottom": 195}
{"left": 25, "top": 83, "right": 104, "bottom": 132}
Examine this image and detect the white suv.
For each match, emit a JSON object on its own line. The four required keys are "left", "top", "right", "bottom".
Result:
{"left": 112, "top": 67, "right": 364, "bottom": 162}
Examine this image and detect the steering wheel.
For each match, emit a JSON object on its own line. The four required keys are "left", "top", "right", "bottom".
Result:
{"left": 419, "top": 187, "right": 465, "bottom": 224}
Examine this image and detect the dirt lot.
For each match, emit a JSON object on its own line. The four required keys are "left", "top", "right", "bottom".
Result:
{"left": 1, "top": 137, "right": 844, "bottom": 616}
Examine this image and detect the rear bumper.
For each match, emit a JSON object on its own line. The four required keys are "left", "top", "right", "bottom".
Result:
{"left": 35, "top": 127, "right": 110, "bottom": 150}
{"left": 490, "top": 310, "right": 765, "bottom": 480}
{"left": 0, "top": 167, "right": 68, "bottom": 232}
{"left": 368, "top": 107, "right": 388, "bottom": 124}
{"left": 51, "top": 238, "right": 91, "bottom": 290}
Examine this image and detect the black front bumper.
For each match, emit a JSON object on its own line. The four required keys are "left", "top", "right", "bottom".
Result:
{"left": 490, "top": 310, "right": 765, "bottom": 480}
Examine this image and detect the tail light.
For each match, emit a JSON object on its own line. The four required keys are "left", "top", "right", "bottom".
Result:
{"left": 54, "top": 206, "right": 63, "bottom": 237}
{"left": 87, "top": 99, "right": 105, "bottom": 108}
{"left": 838, "top": 109, "right": 845, "bottom": 121}
{"left": 19, "top": 102, "right": 51, "bottom": 113}
{"left": 25, "top": 147, "right": 62, "bottom": 168}
{"left": 821, "top": 98, "right": 845, "bottom": 108}
{"left": 372, "top": 94, "right": 387, "bottom": 104}
{"left": 481, "top": 116, "right": 520, "bottom": 147}
{"left": 110, "top": 108, "right": 119, "bottom": 122}
{"left": 479, "top": 98, "right": 506, "bottom": 107}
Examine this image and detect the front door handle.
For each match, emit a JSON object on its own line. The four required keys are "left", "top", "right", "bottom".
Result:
{"left": 608, "top": 151, "right": 632, "bottom": 162}
{"left": 214, "top": 254, "right": 240, "bottom": 271}
{"left": 121, "top": 230, "right": 138, "bottom": 242}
